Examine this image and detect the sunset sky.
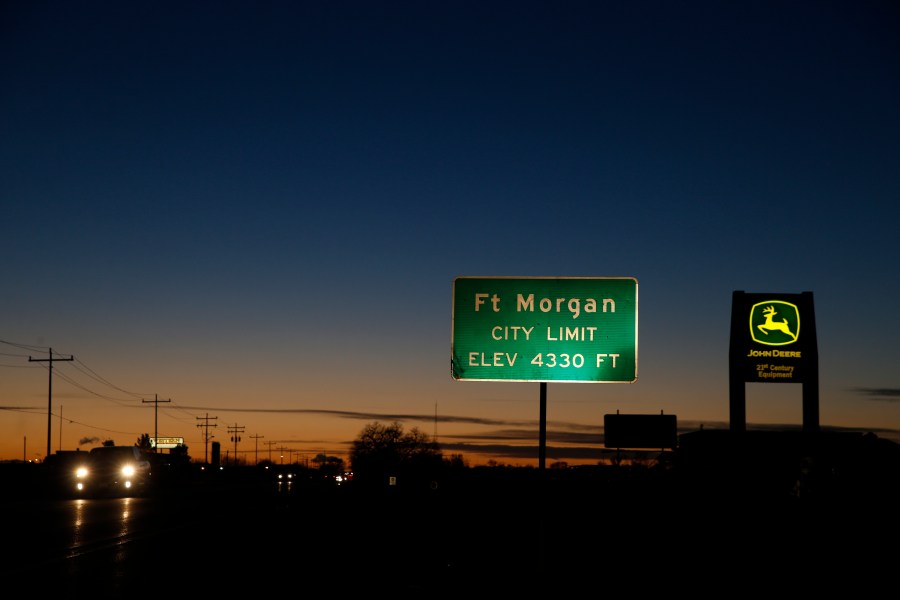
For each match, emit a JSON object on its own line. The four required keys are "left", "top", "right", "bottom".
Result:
{"left": 2, "top": 1, "right": 898, "bottom": 467}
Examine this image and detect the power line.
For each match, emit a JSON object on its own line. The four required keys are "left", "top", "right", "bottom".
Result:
{"left": 0, "top": 338, "right": 48, "bottom": 353}
{"left": 70, "top": 358, "right": 152, "bottom": 398}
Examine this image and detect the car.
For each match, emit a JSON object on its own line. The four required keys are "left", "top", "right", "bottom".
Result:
{"left": 74, "top": 445, "right": 153, "bottom": 497}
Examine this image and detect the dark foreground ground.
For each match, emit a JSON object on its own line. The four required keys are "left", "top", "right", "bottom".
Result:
{"left": 2, "top": 429, "right": 899, "bottom": 596}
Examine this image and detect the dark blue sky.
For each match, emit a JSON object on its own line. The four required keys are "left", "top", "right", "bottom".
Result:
{"left": 2, "top": 1, "right": 898, "bottom": 464}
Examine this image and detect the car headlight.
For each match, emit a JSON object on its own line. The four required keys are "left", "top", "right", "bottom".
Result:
{"left": 122, "top": 464, "right": 136, "bottom": 477}
{"left": 76, "top": 466, "right": 89, "bottom": 479}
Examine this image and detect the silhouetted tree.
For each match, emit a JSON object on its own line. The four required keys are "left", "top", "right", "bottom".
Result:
{"left": 444, "top": 453, "right": 468, "bottom": 469}
{"left": 350, "top": 421, "right": 443, "bottom": 488}
{"left": 323, "top": 455, "right": 346, "bottom": 477}
{"left": 166, "top": 444, "right": 191, "bottom": 465}
{"left": 136, "top": 433, "right": 152, "bottom": 451}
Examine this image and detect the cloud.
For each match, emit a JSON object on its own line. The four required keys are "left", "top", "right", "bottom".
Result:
{"left": 78, "top": 436, "right": 101, "bottom": 446}
{"left": 437, "top": 441, "right": 655, "bottom": 463}
{"left": 855, "top": 388, "right": 900, "bottom": 402}
{"left": 176, "top": 405, "right": 539, "bottom": 427}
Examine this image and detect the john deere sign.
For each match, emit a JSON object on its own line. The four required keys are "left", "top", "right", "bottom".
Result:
{"left": 750, "top": 300, "right": 800, "bottom": 347}
{"left": 730, "top": 292, "right": 817, "bottom": 384}
{"left": 451, "top": 276, "right": 638, "bottom": 382}
{"left": 729, "top": 290, "right": 820, "bottom": 433}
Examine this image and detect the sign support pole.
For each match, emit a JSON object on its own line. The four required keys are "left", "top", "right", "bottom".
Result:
{"left": 539, "top": 382, "right": 547, "bottom": 471}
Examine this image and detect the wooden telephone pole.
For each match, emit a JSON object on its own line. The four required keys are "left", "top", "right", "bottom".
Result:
{"left": 28, "top": 347, "right": 73, "bottom": 459}
{"left": 143, "top": 394, "right": 171, "bottom": 451}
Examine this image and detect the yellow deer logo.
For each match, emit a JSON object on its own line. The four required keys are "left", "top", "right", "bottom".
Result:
{"left": 757, "top": 305, "right": 797, "bottom": 341}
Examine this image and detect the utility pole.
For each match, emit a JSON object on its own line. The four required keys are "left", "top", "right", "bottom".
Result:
{"left": 143, "top": 394, "right": 171, "bottom": 452}
{"left": 264, "top": 440, "right": 276, "bottom": 464}
{"left": 249, "top": 433, "right": 264, "bottom": 465}
{"left": 29, "top": 347, "right": 74, "bottom": 459}
{"left": 196, "top": 414, "right": 218, "bottom": 465}
{"left": 227, "top": 423, "right": 245, "bottom": 466}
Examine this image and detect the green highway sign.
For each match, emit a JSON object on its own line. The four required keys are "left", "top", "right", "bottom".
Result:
{"left": 451, "top": 276, "right": 638, "bottom": 383}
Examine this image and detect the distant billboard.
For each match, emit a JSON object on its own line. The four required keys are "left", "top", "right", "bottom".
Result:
{"left": 604, "top": 413, "right": 677, "bottom": 449}
{"left": 150, "top": 436, "right": 184, "bottom": 449}
{"left": 451, "top": 276, "right": 638, "bottom": 382}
